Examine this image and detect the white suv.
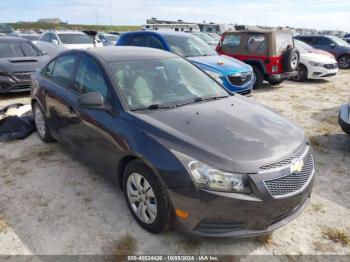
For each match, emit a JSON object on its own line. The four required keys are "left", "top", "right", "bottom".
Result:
{"left": 36, "top": 30, "right": 96, "bottom": 56}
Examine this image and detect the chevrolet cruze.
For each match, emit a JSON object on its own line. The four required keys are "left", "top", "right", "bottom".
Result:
{"left": 31, "top": 46, "right": 315, "bottom": 237}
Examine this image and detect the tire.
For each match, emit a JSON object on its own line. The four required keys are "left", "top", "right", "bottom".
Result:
{"left": 338, "top": 55, "right": 350, "bottom": 69}
{"left": 123, "top": 160, "right": 172, "bottom": 234}
{"left": 33, "top": 102, "right": 54, "bottom": 142}
{"left": 283, "top": 47, "right": 300, "bottom": 72}
{"left": 292, "top": 64, "right": 308, "bottom": 82}
{"left": 252, "top": 65, "right": 264, "bottom": 89}
{"left": 268, "top": 79, "right": 284, "bottom": 85}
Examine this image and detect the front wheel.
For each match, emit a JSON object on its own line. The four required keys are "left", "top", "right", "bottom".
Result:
{"left": 33, "top": 102, "right": 54, "bottom": 142}
{"left": 338, "top": 55, "right": 350, "bottom": 69}
{"left": 292, "top": 64, "right": 308, "bottom": 82}
{"left": 123, "top": 160, "right": 172, "bottom": 234}
{"left": 252, "top": 66, "right": 264, "bottom": 89}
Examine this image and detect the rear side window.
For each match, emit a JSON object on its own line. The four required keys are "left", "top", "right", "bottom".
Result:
{"left": 148, "top": 36, "right": 164, "bottom": 49}
{"left": 128, "top": 34, "right": 147, "bottom": 47}
{"left": 222, "top": 34, "right": 241, "bottom": 53}
{"left": 74, "top": 56, "right": 108, "bottom": 97}
{"left": 52, "top": 55, "right": 76, "bottom": 87}
{"left": 314, "top": 37, "right": 333, "bottom": 46}
{"left": 246, "top": 34, "right": 267, "bottom": 55}
{"left": 276, "top": 32, "right": 293, "bottom": 55}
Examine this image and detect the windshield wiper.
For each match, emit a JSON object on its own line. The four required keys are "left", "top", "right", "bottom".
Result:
{"left": 132, "top": 104, "right": 175, "bottom": 111}
{"left": 175, "top": 95, "right": 228, "bottom": 107}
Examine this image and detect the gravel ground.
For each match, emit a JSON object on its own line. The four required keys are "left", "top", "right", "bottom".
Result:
{"left": 0, "top": 71, "right": 349, "bottom": 256}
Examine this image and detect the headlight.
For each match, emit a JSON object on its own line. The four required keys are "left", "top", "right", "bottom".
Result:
{"left": 205, "top": 71, "right": 223, "bottom": 84}
{"left": 173, "top": 150, "right": 251, "bottom": 193}
{"left": 309, "top": 61, "right": 324, "bottom": 67}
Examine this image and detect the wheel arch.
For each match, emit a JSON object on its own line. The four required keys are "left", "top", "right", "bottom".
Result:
{"left": 243, "top": 60, "right": 267, "bottom": 75}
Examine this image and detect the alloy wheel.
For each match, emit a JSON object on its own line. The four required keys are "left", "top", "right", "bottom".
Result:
{"left": 338, "top": 56, "right": 350, "bottom": 69}
{"left": 291, "top": 53, "right": 299, "bottom": 69}
{"left": 126, "top": 173, "right": 157, "bottom": 224}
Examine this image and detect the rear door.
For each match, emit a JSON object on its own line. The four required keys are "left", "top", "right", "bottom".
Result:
{"left": 312, "top": 37, "right": 337, "bottom": 56}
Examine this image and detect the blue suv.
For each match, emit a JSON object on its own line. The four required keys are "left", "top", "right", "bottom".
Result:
{"left": 117, "top": 31, "right": 254, "bottom": 95}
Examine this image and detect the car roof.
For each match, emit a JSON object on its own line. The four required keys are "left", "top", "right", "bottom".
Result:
{"left": 43, "top": 30, "right": 85, "bottom": 34}
{"left": 226, "top": 29, "right": 291, "bottom": 34}
{"left": 87, "top": 46, "right": 178, "bottom": 62}
{"left": 123, "top": 30, "right": 195, "bottom": 38}
{"left": 0, "top": 36, "right": 29, "bottom": 42}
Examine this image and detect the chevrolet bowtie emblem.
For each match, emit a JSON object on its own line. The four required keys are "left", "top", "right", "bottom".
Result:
{"left": 290, "top": 159, "right": 304, "bottom": 173}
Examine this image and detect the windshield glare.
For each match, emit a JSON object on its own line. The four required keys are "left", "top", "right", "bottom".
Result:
{"left": 192, "top": 33, "right": 217, "bottom": 45}
{"left": 164, "top": 35, "right": 217, "bottom": 57}
{"left": 0, "top": 41, "right": 40, "bottom": 58}
{"left": 58, "top": 33, "right": 93, "bottom": 44}
{"left": 295, "top": 39, "right": 312, "bottom": 53}
{"left": 109, "top": 57, "right": 227, "bottom": 110}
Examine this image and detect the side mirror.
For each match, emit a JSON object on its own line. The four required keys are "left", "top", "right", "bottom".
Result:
{"left": 330, "top": 43, "right": 336, "bottom": 48}
{"left": 51, "top": 39, "right": 59, "bottom": 46}
{"left": 77, "top": 92, "right": 111, "bottom": 112}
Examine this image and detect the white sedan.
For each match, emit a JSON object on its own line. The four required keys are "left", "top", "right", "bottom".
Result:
{"left": 293, "top": 39, "right": 338, "bottom": 81}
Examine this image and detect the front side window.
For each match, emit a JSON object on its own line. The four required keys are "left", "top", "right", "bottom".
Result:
{"left": 163, "top": 35, "right": 216, "bottom": 57}
{"left": 246, "top": 34, "right": 267, "bottom": 55}
{"left": 44, "top": 60, "right": 55, "bottom": 78}
{"left": 148, "top": 36, "right": 164, "bottom": 49}
{"left": 75, "top": 56, "right": 108, "bottom": 97}
{"left": 58, "top": 34, "right": 93, "bottom": 44}
{"left": 109, "top": 57, "right": 228, "bottom": 110}
{"left": 221, "top": 34, "right": 241, "bottom": 53}
{"left": 52, "top": 55, "right": 76, "bottom": 87}
{"left": 0, "top": 41, "right": 40, "bottom": 58}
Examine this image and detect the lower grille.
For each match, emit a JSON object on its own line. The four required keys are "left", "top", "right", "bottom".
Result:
{"left": 12, "top": 72, "right": 32, "bottom": 81}
{"left": 264, "top": 154, "right": 314, "bottom": 197}
{"left": 227, "top": 72, "right": 252, "bottom": 86}
{"left": 324, "top": 63, "right": 338, "bottom": 69}
{"left": 194, "top": 219, "right": 242, "bottom": 234}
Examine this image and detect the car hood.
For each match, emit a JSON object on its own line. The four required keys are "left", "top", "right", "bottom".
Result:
{"left": 130, "top": 96, "right": 306, "bottom": 173}
{"left": 301, "top": 52, "right": 337, "bottom": 64}
{"left": 188, "top": 55, "right": 252, "bottom": 76}
{"left": 62, "top": 44, "right": 95, "bottom": 49}
{"left": 0, "top": 55, "right": 49, "bottom": 73}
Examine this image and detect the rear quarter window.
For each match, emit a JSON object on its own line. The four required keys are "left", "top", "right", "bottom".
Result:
{"left": 245, "top": 34, "right": 267, "bottom": 55}
{"left": 276, "top": 32, "right": 294, "bottom": 55}
{"left": 128, "top": 34, "right": 147, "bottom": 46}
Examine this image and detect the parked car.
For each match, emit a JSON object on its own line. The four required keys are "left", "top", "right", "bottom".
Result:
{"left": 216, "top": 29, "right": 299, "bottom": 89}
{"left": 295, "top": 35, "right": 350, "bottom": 69}
{"left": 97, "top": 33, "right": 120, "bottom": 46}
{"left": 0, "top": 36, "right": 49, "bottom": 93}
{"left": 292, "top": 39, "right": 338, "bottom": 81}
{"left": 31, "top": 46, "right": 315, "bottom": 237}
{"left": 0, "top": 24, "right": 14, "bottom": 35}
{"left": 339, "top": 103, "right": 350, "bottom": 135}
{"left": 190, "top": 32, "right": 218, "bottom": 47}
{"left": 117, "top": 31, "right": 254, "bottom": 95}
{"left": 36, "top": 30, "right": 95, "bottom": 56}
{"left": 11, "top": 33, "right": 41, "bottom": 45}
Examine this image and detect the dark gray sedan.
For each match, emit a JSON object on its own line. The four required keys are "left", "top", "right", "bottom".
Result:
{"left": 31, "top": 46, "right": 315, "bottom": 237}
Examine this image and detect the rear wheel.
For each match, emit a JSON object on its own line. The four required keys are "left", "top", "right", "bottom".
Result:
{"left": 252, "top": 65, "right": 264, "bottom": 89}
{"left": 293, "top": 64, "right": 308, "bottom": 82}
{"left": 123, "top": 160, "right": 172, "bottom": 234}
{"left": 338, "top": 55, "right": 350, "bottom": 69}
{"left": 33, "top": 102, "right": 54, "bottom": 142}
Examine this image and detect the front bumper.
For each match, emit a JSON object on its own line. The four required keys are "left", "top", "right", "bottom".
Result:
{"left": 269, "top": 71, "right": 298, "bottom": 81}
{"left": 339, "top": 103, "right": 350, "bottom": 135}
{"left": 168, "top": 148, "right": 315, "bottom": 238}
{"left": 0, "top": 73, "right": 32, "bottom": 93}
{"left": 221, "top": 72, "right": 254, "bottom": 96}
{"left": 308, "top": 66, "right": 338, "bottom": 79}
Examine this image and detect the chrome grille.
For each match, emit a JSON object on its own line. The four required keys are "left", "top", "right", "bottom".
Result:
{"left": 264, "top": 154, "right": 314, "bottom": 197}
{"left": 12, "top": 72, "right": 32, "bottom": 81}
{"left": 259, "top": 144, "right": 308, "bottom": 172}
{"left": 227, "top": 72, "right": 252, "bottom": 86}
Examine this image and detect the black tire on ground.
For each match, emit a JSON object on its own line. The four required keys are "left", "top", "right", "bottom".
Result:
{"left": 268, "top": 79, "right": 284, "bottom": 85}
{"left": 292, "top": 64, "right": 308, "bottom": 82}
{"left": 33, "top": 102, "right": 54, "bottom": 142}
{"left": 123, "top": 160, "right": 172, "bottom": 234}
{"left": 283, "top": 47, "right": 300, "bottom": 72}
{"left": 338, "top": 55, "right": 350, "bottom": 69}
{"left": 252, "top": 65, "right": 264, "bottom": 89}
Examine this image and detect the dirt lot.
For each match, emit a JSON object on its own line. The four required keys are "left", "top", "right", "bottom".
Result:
{"left": 0, "top": 71, "right": 349, "bottom": 256}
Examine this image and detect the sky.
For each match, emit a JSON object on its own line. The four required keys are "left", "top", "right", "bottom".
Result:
{"left": 1, "top": 0, "right": 349, "bottom": 31}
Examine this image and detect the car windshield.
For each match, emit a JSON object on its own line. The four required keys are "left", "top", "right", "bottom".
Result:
{"left": 295, "top": 39, "right": 313, "bottom": 53}
{"left": 58, "top": 33, "right": 93, "bottom": 44}
{"left": 163, "top": 35, "right": 217, "bottom": 57}
{"left": 105, "top": 35, "right": 119, "bottom": 42}
{"left": 208, "top": 33, "right": 221, "bottom": 41}
{"left": 0, "top": 41, "right": 40, "bottom": 58}
{"left": 109, "top": 57, "right": 228, "bottom": 110}
{"left": 328, "top": 36, "right": 350, "bottom": 47}
{"left": 192, "top": 33, "right": 217, "bottom": 45}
